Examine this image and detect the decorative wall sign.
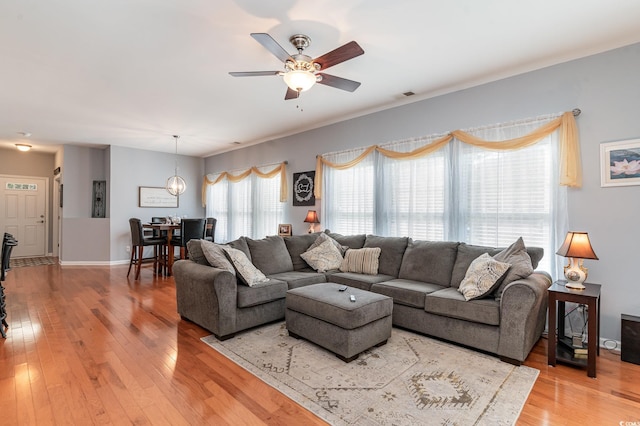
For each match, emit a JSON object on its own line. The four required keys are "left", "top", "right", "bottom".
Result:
{"left": 92, "top": 180, "right": 106, "bottom": 218}
{"left": 293, "top": 171, "right": 315, "bottom": 206}
{"left": 601, "top": 138, "right": 640, "bottom": 187}
{"left": 5, "top": 182, "right": 37, "bottom": 190}
{"left": 139, "top": 186, "right": 179, "bottom": 208}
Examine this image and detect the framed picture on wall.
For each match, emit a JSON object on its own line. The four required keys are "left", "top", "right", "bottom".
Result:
{"left": 293, "top": 171, "right": 315, "bottom": 206}
{"left": 278, "top": 224, "right": 292, "bottom": 236}
{"left": 139, "top": 186, "right": 179, "bottom": 207}
{"left": 600, "top": 139, "right": 640, "bottom": 187}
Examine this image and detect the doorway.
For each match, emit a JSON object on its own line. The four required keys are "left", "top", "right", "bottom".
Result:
{"left": 0, "top": 175, "right": 48, "bottom": 258}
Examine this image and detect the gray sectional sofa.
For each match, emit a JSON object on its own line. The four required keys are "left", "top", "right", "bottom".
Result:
{"left": 173, "top": 231, "right": 552, "bottom": 364}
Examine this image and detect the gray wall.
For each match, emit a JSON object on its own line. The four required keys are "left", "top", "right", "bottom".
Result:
{"left": 0, "top": 146, "right": 56, "bottom": 253}
{"left": 205, "top": 42, "right": 640, "bottom": 343}
{"left": 109, "top": 145, "right": 205, "bottom": 262}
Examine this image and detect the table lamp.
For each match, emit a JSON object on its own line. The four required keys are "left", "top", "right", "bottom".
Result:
{"left": 556, "top": 231, "right": 598, "bottom": 289}
{"left": 304, "top": 210, "right": 320, "bottom": 233}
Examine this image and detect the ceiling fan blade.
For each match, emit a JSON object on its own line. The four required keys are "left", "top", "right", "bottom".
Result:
{"left": 284, "top": 87, "right": 299, "bottom": 100}
{"left": 313, "top": 41, "right": 364, "bottom": 70}
{"left": 251, "top": 33, "right": 293, "bottom": 63}
{"left": 317, "top": 73, "right": 361, "bottom": 92}
{"left": 229, "top": 71, "right": 281, "bottom": 77}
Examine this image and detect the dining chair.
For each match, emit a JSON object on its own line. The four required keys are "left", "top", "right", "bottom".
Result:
{"left": 171, "top": 218, "right": 206, "bottom": 260}
{"left": 0, "top": 233, "right": 17, "bottom": 338}
{"left": 204, "top": 217, "right": 217, "bottom": 242}
{"left": 127, "top": 218, "right": 166, "bottom": 280}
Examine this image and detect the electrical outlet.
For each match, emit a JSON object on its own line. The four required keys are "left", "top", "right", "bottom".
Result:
{"left": 126, "top": 245, "right": 131, "bottom": 253}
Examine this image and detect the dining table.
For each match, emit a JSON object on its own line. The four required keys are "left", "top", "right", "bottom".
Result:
{"left": 143, "top": 222, "right": 181, "bottom": 276}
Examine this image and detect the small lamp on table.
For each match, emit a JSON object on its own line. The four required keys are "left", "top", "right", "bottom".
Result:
{"left": 304, "top": 210, "right": 320, "bottom": 234}
{"left": 556, "top": 231, "right": 599, "bottom": 290}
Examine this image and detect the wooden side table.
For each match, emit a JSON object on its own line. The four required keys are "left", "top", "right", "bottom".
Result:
{"left": 548, "top": 280, "right": 601, "bottom": 378}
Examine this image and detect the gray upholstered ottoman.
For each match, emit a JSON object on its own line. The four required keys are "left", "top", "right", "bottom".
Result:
{"left": 285, "top": 283, "right": 393, "bottom": 362}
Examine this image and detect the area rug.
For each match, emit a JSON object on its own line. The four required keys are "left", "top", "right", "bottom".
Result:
{"left": 9, "top": 256, "right": 57, "bottom": 268}
{"left": 201, "top": 322, "right": 538, "bottom": 425}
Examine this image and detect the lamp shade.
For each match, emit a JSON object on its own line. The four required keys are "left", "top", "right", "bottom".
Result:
{"left": 556, "top": 232, "right": 598, "bottom": 260}
{"left": 283, "top": 70, "right": 317, "bottom": 92}
{"left": 304, "top": 210, "right": 320, "bottom": 223}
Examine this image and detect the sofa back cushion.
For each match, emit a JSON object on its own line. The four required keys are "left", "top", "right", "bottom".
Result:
{"left": 450, "top": 242, "right": 544, "bottom": 288}
{"left": 284, "top": 233, "right": 320, "bottom": 270}
{"left": 327, "top": 232, "right": 366, "bottom": 249}
{"left": 398, "top": 239, "right": 459, "bottom": 287}
{"left": 364, "top": 235, "right": 408, "bottom": 277}
{"left": 227, "top": 237, "right": 252, "bottom": 260}
{"left": 246, "top": 235, "right": 294, "bottom": 275}
{"left": 186, "top": 239, "right": 209, "bottom": 266}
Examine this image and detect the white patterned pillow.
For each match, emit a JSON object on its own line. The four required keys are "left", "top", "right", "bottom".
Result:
{"left": 300, "top": 239, "right": 343, "bottom": 273}
{"left": 200, "top": 240, "right": 235, "bottom": 274}
{"left": 340, "top": 247, "right": 381, "bottom": 275}
{"left": 222, "top": 246, "right": 269, "bottom": 287}
{"left": 307, "top": 232, "right": 349, "bottom": 255}
{"left": 458, "top": 253, "right": 511, "bottom": 301}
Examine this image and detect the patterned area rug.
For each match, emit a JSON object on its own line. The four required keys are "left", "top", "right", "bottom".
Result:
{"left": 202, "top": 322, "right": 538, "bottom": 425}
{"left": 9, "top": 256, "right": 57, "bottom": 268}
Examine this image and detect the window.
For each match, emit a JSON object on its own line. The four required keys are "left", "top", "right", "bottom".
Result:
{"left": 322, "top": 114, "right": 567, "bottom": 277}
{"left": 206, "top": 166, "right": 284, "bottom": 242}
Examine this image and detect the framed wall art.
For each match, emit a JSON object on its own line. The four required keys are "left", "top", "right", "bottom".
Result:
{"left": 139, "top": 186, "right": 179, "bottom": 208}
{"left": 600, "top": 139, "right": 640, "bottom": 187}
{"left": 293, "top": 171, "right": 315, "bottom": 206}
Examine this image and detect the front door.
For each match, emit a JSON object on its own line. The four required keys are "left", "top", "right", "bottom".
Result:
{"left": 0, "top": 175, "right": 48, "bottom": 257}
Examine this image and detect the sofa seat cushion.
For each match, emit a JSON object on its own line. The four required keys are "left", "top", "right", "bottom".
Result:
{"left": 267, "top": 271, "right": 327, "bottom": 289}
{"left": 370, "top": 279, "right": 446, "bottom": 308}
{"left": 327, "top": 272, "right": 395, "bottom": 291}
{"left": 424, "top": 287, "right": 500, "bottom": 326}
{"left": 237, "top": 278, "right": 288, "bottom": 308}
{"left": 398, "top": 240, "right": 459, "bottom": 287}
{"left": 286, "top": 283, "right": 393, "bottom": 330}
{"left": 364, "top": 235, "right": 409, "bottom": 277}
{"left": 246, "top": 235, "right": 294, "bottom": 275}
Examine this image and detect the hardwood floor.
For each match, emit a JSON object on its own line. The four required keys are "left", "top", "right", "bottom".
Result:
{"left": 1, "top": 263, "right": 639, "bottom": 425}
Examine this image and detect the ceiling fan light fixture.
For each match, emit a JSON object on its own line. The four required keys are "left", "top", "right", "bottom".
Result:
{"left": 15, "top": 143, "right": 32, "bottom": 152}
{"left": 283, "top": 70, "right": 317, "bottom": 92}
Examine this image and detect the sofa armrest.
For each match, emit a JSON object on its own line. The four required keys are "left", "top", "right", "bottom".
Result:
{"left": 173, "top": 259, "right": 238, "bottom": 338}
{"left": 497, "top": 272, "right": 552, "bottom": 362}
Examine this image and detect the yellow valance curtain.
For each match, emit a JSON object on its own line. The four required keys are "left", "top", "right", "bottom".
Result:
{"left": 314, "top": 111, "right": 580, "bottom": 199}
{"left": 201, "top": 162, "right": 288, "bottom": 206}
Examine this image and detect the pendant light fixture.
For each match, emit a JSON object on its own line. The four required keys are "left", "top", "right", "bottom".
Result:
{"left": 166, "top": 135, "right": 187, "bottom": 196}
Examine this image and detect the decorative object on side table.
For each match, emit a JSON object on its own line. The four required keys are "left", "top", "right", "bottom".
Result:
{"left": 600, "top": 138, "right": 640, "bottom": 187}
{"left": 293, "top": 171, "right": 315, "bottom": 206}
{"left": 278, "top": 224, "right": 292, "bottom": 236}
{"left": 556, "top": 231, "right": 598, "bottom": 290}
{"left": 303, "top": 209, "right": 319, "bottom": 233}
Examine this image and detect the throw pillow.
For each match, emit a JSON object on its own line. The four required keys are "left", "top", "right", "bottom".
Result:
{"left": 340, "top": 247, "right": 381, "bottom": 275}
{"left": 200, "top": 240, "right": 235, "bottom": 274}
{"left": 492, "top": 237, "right": 534, "bottom": 301}
{"left": 307, "top": 232, "right": 348, "bottom": 255}
{"left": 300, "top": 239, "right": 344, "bottom": 273}
{"left": 222, "top": 246, "right": 269, "bottom": 287}
{"left": 458, "top": 253, "right": 511, "bottom": 301}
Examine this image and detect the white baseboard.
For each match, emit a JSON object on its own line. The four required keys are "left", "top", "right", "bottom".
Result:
{"left": 59, "top": 260, "right": 129, "bottom": 266}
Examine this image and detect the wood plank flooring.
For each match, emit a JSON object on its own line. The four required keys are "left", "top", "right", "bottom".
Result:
{"left": 1, "top": 263, "right": 639, "bottom": 425}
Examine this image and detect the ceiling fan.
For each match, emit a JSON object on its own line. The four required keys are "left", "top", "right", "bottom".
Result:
{"left": 229, "top": 33, "right": 364, "bottom": 100}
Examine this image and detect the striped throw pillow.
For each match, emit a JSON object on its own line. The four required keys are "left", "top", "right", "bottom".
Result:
{"left": 340, "top": 247, "right": 381, "bottom": 275}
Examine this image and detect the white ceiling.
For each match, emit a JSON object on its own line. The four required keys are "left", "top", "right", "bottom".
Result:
{"left": 2, "top": 0, "right": 640, "bottom": 157}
